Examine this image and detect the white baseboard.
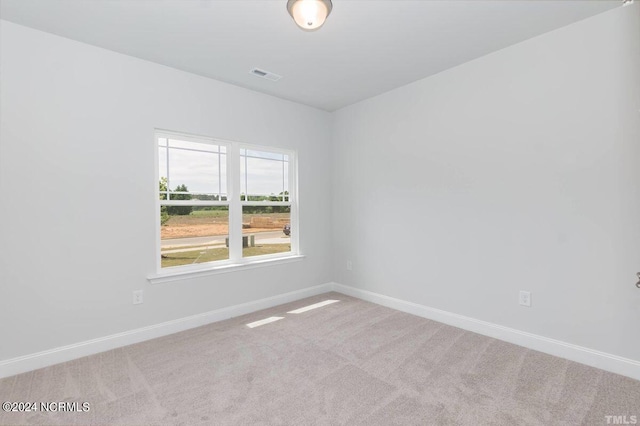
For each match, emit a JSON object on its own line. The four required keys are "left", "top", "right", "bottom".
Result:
{"left": 330, "top": 283, "right": 640, "bottom": 381}
{"left": 0, "top": 283, "right": 333, "bottom": 379}
{"left": 4, "top": 282, "right": 638, "bottom": 381}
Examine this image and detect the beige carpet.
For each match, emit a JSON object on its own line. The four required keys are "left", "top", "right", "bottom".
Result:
{"left": 1, "top": 292, "right": 638, "bottom": 425}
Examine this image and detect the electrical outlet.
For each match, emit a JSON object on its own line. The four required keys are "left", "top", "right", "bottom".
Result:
{"left": 133, "top": 290, "right": 143, "bottom": 305}
{"left": 346, "top": 260, "right": 353, "bottom": 271}
{"left": 519, "top": 291, "right": 531, "bottom": 307}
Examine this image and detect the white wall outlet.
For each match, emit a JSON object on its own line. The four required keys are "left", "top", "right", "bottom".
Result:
{"left": 133, "top": 290, "right": 143, "bottom": 305}
{"left": 346, "top": 260, "right": 353, "bottom": 271}
{"left": 519, "top": 291, "right": 531, "bottom": 307}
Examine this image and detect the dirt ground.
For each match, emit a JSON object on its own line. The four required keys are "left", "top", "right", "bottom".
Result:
{"left": 161, "top": 224, "right": 277, "bottom": 239}
{"left": 160, "top": 213, "right": 289, "bottom": 239}
{"left": 162, "top": 223, "right": 224, "bottom": 239}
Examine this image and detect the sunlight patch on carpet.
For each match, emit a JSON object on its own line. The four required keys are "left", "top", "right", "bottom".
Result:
{"left": 287, "top": 299, "right": 340, "bottom": 314}
{"left": 246, "top": 316, "right": 285, "bottom": 328}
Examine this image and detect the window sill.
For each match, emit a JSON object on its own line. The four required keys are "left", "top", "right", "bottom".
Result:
{"left": 147, "top": 254, "right": 306, "bottom": 284}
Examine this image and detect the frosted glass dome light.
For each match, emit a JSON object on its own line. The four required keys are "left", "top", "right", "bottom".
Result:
{"left": 287, "top": 0, "right": 333, "bottom": 32}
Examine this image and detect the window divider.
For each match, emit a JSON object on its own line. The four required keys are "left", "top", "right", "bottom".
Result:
{"left": 289, "top": 151, "right": 299, "bottom": 255}
{"left": 228, "top": 143, "right": 243, "bottom": 262}
{"left": 161, "top": 200, "right": 229, "bottom": 206}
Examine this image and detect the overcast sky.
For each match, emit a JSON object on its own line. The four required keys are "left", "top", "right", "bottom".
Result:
{"left": 159, "top": 141, "right": 288, "bottom": 196}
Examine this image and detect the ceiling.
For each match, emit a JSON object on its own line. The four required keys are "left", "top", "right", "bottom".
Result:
{"left": 0, "top": 0, "right": 619, "bottom": 111}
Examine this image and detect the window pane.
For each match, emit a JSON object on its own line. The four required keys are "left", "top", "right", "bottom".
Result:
{"left": 243, "top": 149, "right": 285, "bottom": 161}
{"left": 160, "top": 206, "right": 229, "bottom": 268}
{"left": 283, "top": 165, "right": 289, "bottom": 201}
{"left": 168, "top": 148, "right": 225, "bottom": 198}
{"left": 220, "top": 153, "right": 227, "bottom": 198}
{"left": 168, "top": 138, "right": 219, "bottom": 153}
{"left": 242, "top": 206, "right": 291, "bottom": 258}
{"left": 241, "top": 149, "right": 288, "bottom": 200}
{"left": 158, "top": 146, "right": 168, "bottom": 200}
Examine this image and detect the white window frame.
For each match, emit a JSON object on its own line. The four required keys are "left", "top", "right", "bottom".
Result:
{"left": 149, "top": 130, "right": 301, "bottom": 283}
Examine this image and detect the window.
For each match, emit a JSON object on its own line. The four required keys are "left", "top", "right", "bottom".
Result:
{"left": 156, "top": 132, "right": 297, "bottom": 272}
{"left": 240, "top": 149, "right": 291, "bottom": 259}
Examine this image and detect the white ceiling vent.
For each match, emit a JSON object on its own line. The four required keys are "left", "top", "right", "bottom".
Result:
{"left": 250, "top": 68, "right": 282, "bottom": 82}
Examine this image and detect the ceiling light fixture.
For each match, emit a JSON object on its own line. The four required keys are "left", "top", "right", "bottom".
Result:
{"left": 287, "top": 0, "right": 333, "bottom": 32}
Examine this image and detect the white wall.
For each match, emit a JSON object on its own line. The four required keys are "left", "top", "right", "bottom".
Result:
{"left": 332, "top": 5, "right": 640, "bottom": 362}
{"left": 0, "top": 21, "right": 332, "bottom": 361}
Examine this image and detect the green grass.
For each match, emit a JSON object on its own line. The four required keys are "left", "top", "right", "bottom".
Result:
{"left": 189, "top": 210, "right": 229, "bottom": 217}
{"left": 161, "top": 244, "right": 291, "bottom": 268}
{"left": 243, "top": 244, "right": 291, "bottom": 258}
{"left": 162, "top": 242, "right": 224, "bottom": 251}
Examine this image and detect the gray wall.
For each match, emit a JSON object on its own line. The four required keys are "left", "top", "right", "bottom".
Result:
{"left": 332, "top": 5, "right": 640, "bottom": 361}
{"left": 0, "top": 21, "right": 333, "bottom": 361}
